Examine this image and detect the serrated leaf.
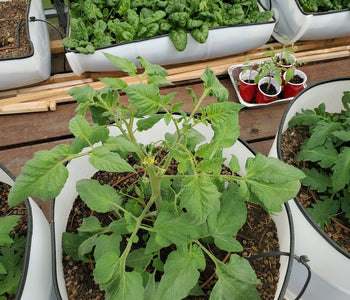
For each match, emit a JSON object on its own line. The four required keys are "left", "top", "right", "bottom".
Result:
{"left": 211, "top": 254, "right": 260, "bottom": 300}
{"left": 201, "top": 66, "right": 229, "bottom": 102}
{"left": 153, "top": 212, "right": 203, "bottom": 249}
{"left": 181, "top": 176, "right": 221, "bottom": 224}
{"left": 76, "top": 179, "right": 121, "bottom": 213}
{"left": 136, "top": 114, "right": 164, "bottom": 131}
{"left": 8, "top": 146, "right": 70, "bottom": 206}
{"left": 296, "top": 141, "right": 338, "bottom": 168}
{"left": 300, "top": 168, "right": 331, "bottom": 193}
{"left": 229, "top": 155, "right": 240, "bottom": 173}
{"left": 332, "top": 129, "right": 350, "bottom": 142}
{"left": 89, "top": 146, "right": 136, "bottom": 173}
{"left": 306, "top": 196, "right": 340, "bottom": 228}
{"left": 332, "top": 147, "right": 350, "bottom": 192}
{"left": 69, "top": 115, "right": 92, "bottom": 138}
{"left": 208, "top": 183, "right": 246, "bottom": 252}
{"left": 155, "top": 248, "right": 202, "bottom": 300}
{"left": 99, "top": 77, "right": 128, "bottom": 90}
{"left": 197, "top": 157, "right": 226, "bottom": 175}
{"left": 0, "top": 216, "right": 20, "bottom": 246}
{"left": 308, "top": 120, "right": 342, "bottom": 148}
{"left": 105, "top": 135, "right": 139, "bottom": 157}
{"left": 103, "top": 53, "right": 137, "bottom": 76}
{"left": 126, "top": 84, "right": 162, "bottom": 115}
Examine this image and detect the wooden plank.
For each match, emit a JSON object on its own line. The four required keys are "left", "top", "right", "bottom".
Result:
{"left": 0, "top": 100, "right": 56, "bottom": 115}
{"left": 50, "top": 40, "right": 64, "bottom": 55}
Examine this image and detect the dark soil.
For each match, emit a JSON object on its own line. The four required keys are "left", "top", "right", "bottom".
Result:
{"left": 0, "top": 181, "right": 28, "bottom": 299}
{"left": 280, "top": 126, "right": 350, "bottom": 253}
{"left": 289, "top": 74, "right": 304, "bottom": 84}
{"left": 63, "top": 165, "right": 282, "bottom": 300}
{"left": 0, "top": 0, "right": 31, "bottom": 59}
{"left": 260, "top": 82, "right": 278, "bottom": 95}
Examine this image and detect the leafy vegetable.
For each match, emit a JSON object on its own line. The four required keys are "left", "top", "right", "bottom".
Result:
{"left": 63, "top": 0, "right": 273, "bottom": 54}
{"left": 9, "top": 55, "right": 304, "bottom": 299}
{"left": 288, "top": 91, "right": 350, "bottom": 228}
{"left": 298, "top": 0, "right": 350, "bottom": 12}
{"left": 0, "top": 215, "right": 26, "bottom": 298}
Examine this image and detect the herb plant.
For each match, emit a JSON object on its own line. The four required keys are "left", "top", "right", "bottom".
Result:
{"left": 0, "top": 215, "right": 25, "bottom": 299}
{"left": 287, "top": 91, "right": 350, "bottom": 229}
{"left": 298, "top": 0, "right": 350, "bottom": 12}
{"left": 62, "top": 0, "right": 273, "bottom": 54}
{"left": 8, "top": 54, "right": 303, "bottom": 299}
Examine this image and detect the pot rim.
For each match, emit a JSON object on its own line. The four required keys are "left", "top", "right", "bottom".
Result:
{"left": 276, "top": 76, "right": 350, "bottom": 260}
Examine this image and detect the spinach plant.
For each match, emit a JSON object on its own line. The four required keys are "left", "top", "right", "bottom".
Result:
{"left": 298, "top": 0, "right": 350, "bottom": 12}
{"left": 63, "top": 0, "right": 273, "bottom": 54}
{"left": 8, "top": 54, "right": 304, "bottom": 299}
{"left": 0, "top": 215, "right": 25, "bottom": 299}
{"left": 288, "top": 91, "right": 350, "bottom": 229}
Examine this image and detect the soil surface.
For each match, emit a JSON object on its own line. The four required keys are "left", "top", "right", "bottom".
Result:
{"left": 62, "top": 166, "right": 282, "bottom": 300}
{"left": 281, "top": 126, "right": 350, "bottom": 253}
{"left": 0, "top": 0, "right": 31, "bottom": 59}
{"left": 0, "top": 181, "right": 28, "bottom": 299}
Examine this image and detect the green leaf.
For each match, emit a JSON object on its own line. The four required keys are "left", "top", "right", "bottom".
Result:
{"left": 126, "top": 248, "right": 153, "bottom": 268}
{"left": 332, "top": 147, "right": 350, "bottom": 192}
{"left": 191, "top": 24, "right": 209, "bottom": 44}
{"left": 126, "top": 84, "right": 162, "bottom": 115}
{"left": 153, "top": 212, "right": 203, "bottom": 249}
{"left": 307, "top": 196, "right": 340, "bottom": 228}
{"left": 340, "top": 188, "right": 350, "bottom": 223}
{"left": 137, "top": 114, "right": 164, "bottom": 131}
{"left": 244, "top": 154, "right": 304, "bottom": 212}
{"left": 144, "top": 272, "right": 157, "bottom": 300}
{"left": 296, "top": 141, "right": 338, "bottom": 169}
{"left": 103, "top": 53, "right": 137, "bottom": 76}
{"left": 89, "top": 146, "right": 136, "bottom": 173}
{"left": 332, "top": 129, "right": 350, "bottom": 142}
{"left": 76, "top": 179, "right": 121, "bottom": 213}
{"left": 155, "top": 247, "right": 203, "bottom": 300}
{"left": 201, "top": 66, "right": 229, "bottom": 102}
{"left": 208, "top": 183, "right": 246, "bottom": 252}
{"left": 211, "top": 254, "right": 260, "bottom": 300}
{"left": 0, "top": 216, "right": 20, "bottom": 246}
{"left": 169, "top": 28, "right": 187, "bottom": 51}
{"left": 94, "top": 233, "right": 121, "bottom": 261}
{"left": 301, "top": 168, "right": 331, "bottom": 193}
{"left": 94, "top": 251, "right": 120, "bottom": 284}
{"left": 99, "top": 77, "right": 128, "bottom": 90}
{"left": 69, "top": 115, "right": 92, "bottom": 138}
{"left": 8, "top": 145, "right": 70, "bottom": 206}
{"left": 181, "top": 176, "right": 221, "bottom": 224}
{"left": 105, "top": 136, "right": 139, "bottom": 157}
{"left": 308, "top": 120, "right": 342, "bottom": 148}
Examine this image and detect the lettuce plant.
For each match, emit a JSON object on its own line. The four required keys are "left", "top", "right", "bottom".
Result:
{"left": 8, "top": 55, "right": 304, "bottom": 299}
{"left": 62, "top": 0, "right": 273, "bottom": 54}
{"left": 287, "top": 92, "right": 350, "bottom": 229}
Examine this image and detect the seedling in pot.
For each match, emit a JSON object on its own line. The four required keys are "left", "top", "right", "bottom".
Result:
{"left": 8, "top": 54, "right": 304, "bottom": 299}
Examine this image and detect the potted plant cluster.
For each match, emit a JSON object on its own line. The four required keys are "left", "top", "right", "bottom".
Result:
{"left": 62, "top": 0, "right": 276, "bottom": 76}
{"left": 236, "top": 43, "right": 306, "bottom": 105}
{"left": 8, "top": 54, "right": 305, "bottom": 299}
{"left": 263, "top": 0, "right": 350, "bottom": 43}
{"left": 269, "top": 77, "right": 350, "bottom": 299}
{"left": 0, "top": 163, "right": 52, "bottom": 299}
{"left": 0, "top": 0, "right": 51, "bottom": 91}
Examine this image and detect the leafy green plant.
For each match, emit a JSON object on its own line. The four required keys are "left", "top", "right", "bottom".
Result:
{"left": 62, "top": 0, "right": 273, "bottom": 54}
{"left": 0, "top": 215, "right": 26, "bottom": 299}
{"left": 298, "top": 0, "right": 350, "bottom": 12}
{"left": 287, "top": 91, "right": 350, "bottom": 229}
{"left": 8, "top": 54, "right": 304, "bottom": 299}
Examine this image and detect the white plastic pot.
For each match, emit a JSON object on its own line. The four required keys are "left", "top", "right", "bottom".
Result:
{"left": 64, "top": 4, "right": 275, "bottom": 76}
{"left": 260, "top": 0, "right": 350, "bottom": 43}
{"left": 269, "top": 78, "right": 350, "bottom": 299}
{"left": 0, "top": 163, "right": 52, "bottom": 300}
{"left": 51, "top": 117, "right": 295, "bottom": 300}
{"left": 0, "top": 0, "right": 51, "bottom": 91}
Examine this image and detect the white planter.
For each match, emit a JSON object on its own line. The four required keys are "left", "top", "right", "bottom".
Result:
{"left": 65, "top": 5, "right": 275, "bottom": 76}
{"left": 0, "top": 163, "right": 52, "bottom": 300}
{"left": 51, "top": 117, "right": 295, "bottom": 300}
{"left": 0, "top": 0, "right": 51, "bottom": 91}
{"left": 269, "top": 78, "right": 350, "bottom": 299}
{"left": 261, "top": 0, "right": 350, "bottom": 43}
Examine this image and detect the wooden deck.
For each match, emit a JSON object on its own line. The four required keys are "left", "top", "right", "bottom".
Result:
{"left": 0, "top": 37, "right": 349, "bottom": 218}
